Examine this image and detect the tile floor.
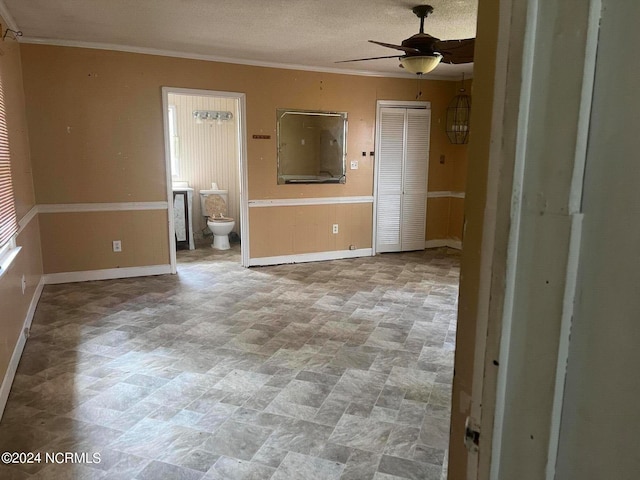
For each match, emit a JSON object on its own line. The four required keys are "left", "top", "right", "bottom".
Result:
{"left": 0, "top": 241, "right": 459, "bottom": 479}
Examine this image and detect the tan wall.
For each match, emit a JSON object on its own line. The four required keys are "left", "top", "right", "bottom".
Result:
{"left": 449, "top": 142, "right": 467, "bottom": 242}
{"left": 1, "top": 220, "right": 43, "bottom": 384}
{"left": 451, "top": 145, "right": 469, "bottom": 193}
{"left": 39, "top": 210, "right": 169, "bottom": 273}
{"left": 425, "top": 87, "right": 469, "bottom": 243}
{"left": 169, "top": 93, "right": 240, "bottom": 234}
{"left": 20, "top": 44, "right": 466, "bottom": 266}
{"left": 449, "top": 197, "right": 465, "bottom": 241}
{"left": 0, "top": 19, "right": 43, "bottom": 402}
{"left": 426, "top": 197, "right": 450, "bottom": 241}
{"left": 425, "top": 195, "right": 465, "bottom": 243}
{"left": 249, "top": 203, "right": 372, "bottom": 257}
{"left": 429, "top": 145, "right": 469, "bottom": 194}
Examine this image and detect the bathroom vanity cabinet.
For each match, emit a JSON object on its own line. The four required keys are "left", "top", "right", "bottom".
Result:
{"left": 172, "top": 188, "right": 195, "bottom": 250}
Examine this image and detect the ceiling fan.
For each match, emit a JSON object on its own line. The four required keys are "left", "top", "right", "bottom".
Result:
{"left": 337, "top": 5, "right": 475, "bottom": 75}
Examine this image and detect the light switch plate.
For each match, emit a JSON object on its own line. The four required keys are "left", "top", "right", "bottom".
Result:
{"left": 350, "top": 160, "right": 358, "bottom": 170}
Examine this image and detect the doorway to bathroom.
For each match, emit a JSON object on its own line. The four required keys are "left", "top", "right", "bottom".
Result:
{"left": 162, "top": 87, "right": 249, "bottom": 271}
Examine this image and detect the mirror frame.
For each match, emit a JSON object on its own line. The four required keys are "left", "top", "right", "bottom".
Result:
{"left": 276, "top": 109, "right": 348, "bottom": 184}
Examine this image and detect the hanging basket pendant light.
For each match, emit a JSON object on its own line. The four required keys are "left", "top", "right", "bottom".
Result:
{"left": 446, "top": 75, "right": 471, "bottom": 144}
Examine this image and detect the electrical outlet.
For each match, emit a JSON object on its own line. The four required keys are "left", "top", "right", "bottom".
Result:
{"left": 350, "top": 160, "right": 358, "bottom": 170}
{"left": 112, "top": 240, "right": 122, "bottom": 252}
{"left": 332, "top": 224, "right": 339, "bottom": 234}
{"left": 21, "top": 274, "right": 26, "bottom": 294}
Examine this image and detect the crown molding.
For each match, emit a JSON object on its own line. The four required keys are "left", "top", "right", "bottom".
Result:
{"left": 19, "top": 36, "right": 472, "bottom": 81}
{"left": 0, "top": 0, "right": 19, "bottom": 32}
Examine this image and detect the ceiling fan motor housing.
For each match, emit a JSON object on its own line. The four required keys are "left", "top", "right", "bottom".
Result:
{"left": 402, "top": 33, "right": 441, "bottom": 57}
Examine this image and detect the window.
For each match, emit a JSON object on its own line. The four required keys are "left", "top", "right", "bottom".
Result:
{"left": 0, "top": 73, "right": 18, "bottom": 253}
{"left": 0, "top": 235, "right": 17, "bottom": 273}
{"left": 168, "top": 105, "right": 179, "bottom": 177}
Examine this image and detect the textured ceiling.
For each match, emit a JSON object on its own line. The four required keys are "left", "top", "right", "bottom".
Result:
{"left": 3, "top": 0, "right": 477, "bottom": 79}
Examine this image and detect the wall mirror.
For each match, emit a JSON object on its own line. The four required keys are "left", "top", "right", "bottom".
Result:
{"left": 277, "top": 109, "right": 347, "bottom": 184}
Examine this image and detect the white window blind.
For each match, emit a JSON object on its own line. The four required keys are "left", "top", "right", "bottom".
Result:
{"left": 0, "top": 74, "right": 18, "bottom": 247}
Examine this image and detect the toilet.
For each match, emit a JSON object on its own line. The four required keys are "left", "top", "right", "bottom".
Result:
{"left": 199, "top": 187, "right": 235, "bottom": 250}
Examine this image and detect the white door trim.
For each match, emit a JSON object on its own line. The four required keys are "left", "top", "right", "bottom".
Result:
{"left": 161, "top": 87, "right": 250, "bottom": 270}
{"left": 372, "top": 100, "right": 430, "bottom": 255}
{"left": 545, "top": 1, "right": 601, "bottom": 476}
{"left": 487, "top": 1, "right": 540, "bottom": 477}
{"left": 161, "top": 88, "right": 177, "bottom": 274}
{"left": 472, "top": 1, "right": 602, "bottom": 479}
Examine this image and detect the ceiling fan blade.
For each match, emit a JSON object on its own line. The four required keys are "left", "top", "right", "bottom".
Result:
{"left": 335, "top": 55, "right": 402, "bottom": 64}
{"left": 435, "top": 38, "right": 475, "bottom": 64}
{"left": 369, "top": 40, "right": 421, "bottom": 55}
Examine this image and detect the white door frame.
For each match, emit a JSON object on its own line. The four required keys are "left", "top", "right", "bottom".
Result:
{"left": 464, "top": 0, "right": 601, "bottom": 479}
{"left": 372, "top": 100, "right": 430, "bottom": 255}
{"left": 161, "top": 87, "right": 250, "bottom": 271}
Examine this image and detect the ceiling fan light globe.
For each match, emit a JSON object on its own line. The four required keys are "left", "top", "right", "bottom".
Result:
{"left": 400, "top": 54, "right": 442, "bottom": 75}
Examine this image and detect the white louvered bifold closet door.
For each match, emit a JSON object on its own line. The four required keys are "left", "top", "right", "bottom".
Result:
{"left": 376, "top": 106, "right": 430, "bottom": 253}
{"left": 401, "top": 108, "right": 430, "bottom": 251}
{"left": 376, "top": 108, "right": 405, "bottom": 252}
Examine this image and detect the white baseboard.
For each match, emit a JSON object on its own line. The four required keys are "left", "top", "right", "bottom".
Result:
{"left": 448, "top": 240, "right": 462, "bottom": 250}
{"left": 0, "top": 276, "right": 44, "bottom": 421}
{"left": 249, "top": 248, "right": 373, "bottom": 267}
{"left": 43, "top": 264, "right": 172, "bottom": 285}
{"left": 427, "top": 191, "right": 466, "bottom": 199}
{"left": 425, "top": 239, "right": 449, "bottom": 249}
{"left": 425, "top": 239, "right": 462, "bottom": 250}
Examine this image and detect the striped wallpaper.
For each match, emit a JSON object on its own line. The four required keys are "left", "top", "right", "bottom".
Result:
{"left": 168, "top": 93, "right": 240, "bottom": 236}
